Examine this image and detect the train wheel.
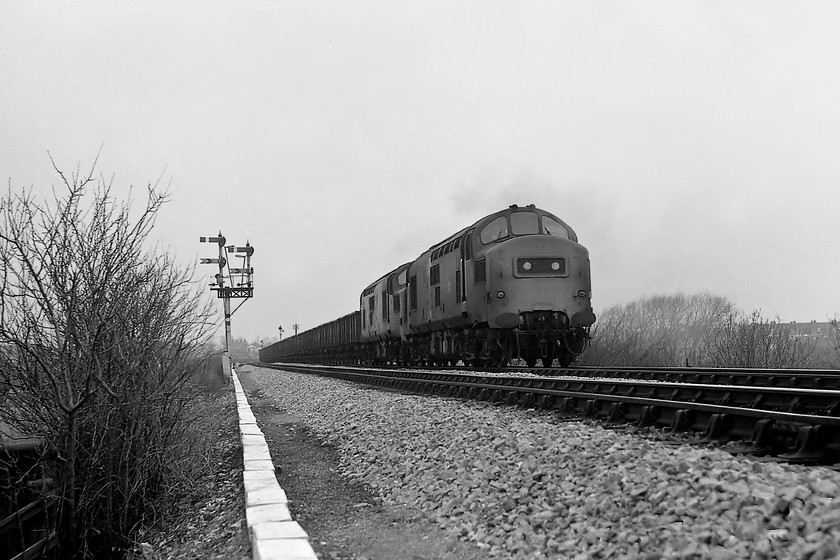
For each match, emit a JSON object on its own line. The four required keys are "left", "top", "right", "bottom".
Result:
{"left": 487, "top": 348, "right": 510, "bottom": 368}
{"left": 525, "top": 357, "right": 538, "bottom": 368}
{"left": 541, "top": 357, "right": 554, "bottom": 367}
{"left": 563, "top": 330, "right": 588, "bottom": 355}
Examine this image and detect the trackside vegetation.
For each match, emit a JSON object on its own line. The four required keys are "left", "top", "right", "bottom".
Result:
{"left": 0, "top": 158, "right": 221, "bottom": 559}
{"left": 579, "top": 293, "right": 840, "bottom": 369}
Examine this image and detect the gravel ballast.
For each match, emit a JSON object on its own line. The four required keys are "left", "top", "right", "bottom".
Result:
{"left": 244, "top": 365, "right": 840, "bottom": 560}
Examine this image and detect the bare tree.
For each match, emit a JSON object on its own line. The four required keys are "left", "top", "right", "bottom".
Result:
{"left": 0, "top": 157, "right": 214, "bottom": 558}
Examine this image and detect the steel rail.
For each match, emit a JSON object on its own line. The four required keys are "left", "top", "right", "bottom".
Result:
{"left": 522, "top": 365, "right": 840, "bottom": 389}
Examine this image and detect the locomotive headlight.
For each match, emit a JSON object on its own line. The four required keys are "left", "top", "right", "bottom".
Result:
{"left": 577, "top": 289, "right": 589, "bottom": 298}
{"left": 516, "top": 257, "right": 566, "bottom": 276}
{"left": 497, "top": 290, "right": 506, "bottom": 299}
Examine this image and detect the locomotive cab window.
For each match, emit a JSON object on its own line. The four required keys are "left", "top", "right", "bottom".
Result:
{"left": 542, "top": 216, "right": 570, "bottom": 239}
{"left": 480, "top": 216, "right": 509, "bottom": 244}
{"left": 510, "top": 211, "right": 540, "bottom": 235}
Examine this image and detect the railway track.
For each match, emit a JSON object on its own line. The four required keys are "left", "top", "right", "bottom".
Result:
{"left": 539, "top": 364, "right": 840, "bottom": 390}
{"left": 257, "top": 362, "right": 840, "bottom": 465}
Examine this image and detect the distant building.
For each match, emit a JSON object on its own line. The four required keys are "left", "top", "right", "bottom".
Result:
{"left": 790, "top": 321, "right": 838, "bottom": 357}
{"left": 790, "top": 320, "right": 836, "bottom": 338}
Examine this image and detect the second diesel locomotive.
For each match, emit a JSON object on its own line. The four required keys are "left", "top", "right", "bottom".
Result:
{"left": 260, "top": 204, "right": 595, "bottom": 367}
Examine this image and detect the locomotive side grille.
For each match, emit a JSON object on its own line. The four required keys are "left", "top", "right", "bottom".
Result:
{"left": 474, "top": 258, "right": 486, "bottom": 284}
{"left": 430, "top": 264, "right": 440, "bottom": 285}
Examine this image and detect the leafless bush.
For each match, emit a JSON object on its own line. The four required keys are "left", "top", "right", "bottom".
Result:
{"left": 580, "top": 292, "right": 734, "bottom": 366}
{"left": 0, "top": 157, "right": 215, "bottom": 558}
{"left": 582, "top": 291, "right": 822, "bottom": 369}
{"left": 825, "top": 315, "right": 840, "bottom": 369}
{"left": 701, "top": 310, "right": 815, "bottom": 368}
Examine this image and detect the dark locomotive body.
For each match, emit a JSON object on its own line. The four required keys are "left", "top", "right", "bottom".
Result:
{"left": 259, "top": 204, "right": 595, "bottom": 367}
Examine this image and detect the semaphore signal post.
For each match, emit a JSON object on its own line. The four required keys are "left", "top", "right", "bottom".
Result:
{"left": 200, "top": 232, "right": 254, "bottom": 380}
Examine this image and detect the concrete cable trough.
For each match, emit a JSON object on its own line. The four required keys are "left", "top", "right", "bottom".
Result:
{"left": 231, "top": 366, "right": 319, "bottom": 560}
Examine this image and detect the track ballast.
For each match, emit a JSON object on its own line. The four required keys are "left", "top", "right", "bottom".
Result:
{"left": 257, "top": 362, "right": 840, "bottom": 464}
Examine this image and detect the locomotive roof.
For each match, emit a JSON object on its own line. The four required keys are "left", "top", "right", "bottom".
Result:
{"left": 359, "top": 204, "right": 577, "bottom": 295}
{"left": 360, "top": 261, "right": 412, "bottom": 294}
{"left": 424, "top": 203, "right": 576, "bottom": 252}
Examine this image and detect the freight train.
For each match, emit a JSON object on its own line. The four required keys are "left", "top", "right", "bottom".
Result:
{"left": 259, "top": 204, "right": 595, "bottom": 367}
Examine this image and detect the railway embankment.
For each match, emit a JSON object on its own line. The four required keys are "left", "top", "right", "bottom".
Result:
{"left": 138, "top": 387, "right": 250, "bottom": 560}
{"left": 239, "top": 364, "right": 840, "bottom": 560}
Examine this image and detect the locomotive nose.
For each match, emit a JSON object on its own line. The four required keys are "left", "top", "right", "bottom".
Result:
{"left": 482, "top": 234, "right": 593, "bottom": 330}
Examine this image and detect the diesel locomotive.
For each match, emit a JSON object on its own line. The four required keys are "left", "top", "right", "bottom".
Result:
{"left": 259, "top": 204, "right": 595, "bottom": 367}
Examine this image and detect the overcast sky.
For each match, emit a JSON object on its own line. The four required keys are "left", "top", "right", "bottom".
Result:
{"left": 2, "top": 1, "right": 839, "bottom": 343}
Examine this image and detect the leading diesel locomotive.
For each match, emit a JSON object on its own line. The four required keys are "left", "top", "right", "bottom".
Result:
{"left": 260, "top": 204, "right": 595, "bottom": 367}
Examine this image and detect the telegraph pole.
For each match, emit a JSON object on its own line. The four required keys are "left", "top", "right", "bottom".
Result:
{"left": 200, "top": 232, "right": 254, "bottom": 380}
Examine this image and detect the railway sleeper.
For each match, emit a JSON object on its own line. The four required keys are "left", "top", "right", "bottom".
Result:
{"left": 779, "top": 424, "right": 831, "bottom": 464}
{"left": 636, "top": 405, "right": 659, "bottom": 427}
{"left": 607, "top": 402, "right": 627, "bottom": 423}
{"left": 536, "top": 394, "right": 554, "bottom": 410}
{"left": 669, "top": 409, "right": 695, "bottom": 434}
{"left": 517, "top": 392, "right": 536, "bottom": 408}
{"left": 702, "top": 413, "right": 732, "bottom": 441}
{"left": 559, "top": 397, "right": 576, "bottom": 415}
{"left": 583, "top": 399, "right": 599, "bottom": 418}
{"left": 736, "top": 419, "right": 828, "bottom": 463}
